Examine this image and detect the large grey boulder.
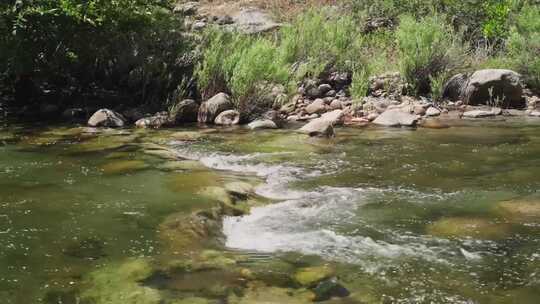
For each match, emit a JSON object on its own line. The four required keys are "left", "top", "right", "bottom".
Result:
{"left": 198, "top": 93, "right": 233, "bottom": 123}
{"left": 373, "top": 109, "right": 418, "bottom": 127}
{"left": 88, "top": 109, "right": 125, "bottom": 127}
{"left": 214, "top": 110, "right": 240, "bottom": 125}
{"left": 299, "top": 118, "right": 334, "bottom": 137}
{"left": 444, "top": 69, "right": 524, "bottom": 108}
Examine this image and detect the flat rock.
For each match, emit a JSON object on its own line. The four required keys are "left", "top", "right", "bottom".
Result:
{"left": 320, "top": 110, "right": 344, "bottom": 125}
{"left": 462, "top": 109, "right": 498, "bottom": 118}
{"left": 248, "top": 119, "right": 278, "bottom": 130}
{"left": 373, "top": 109, "right": 418, "bottom": 127}
{"left": 305, "top": 99, "right": 326, "bottom": 114}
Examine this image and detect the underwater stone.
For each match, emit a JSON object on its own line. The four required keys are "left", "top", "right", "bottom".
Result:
{"left": 293, "top": 265, "right": 335, "bottom": 287}
{"left": 427, "top": 217, "right": 511, "bottom": 240}
{"left": 80, "top": 258, "right": 161, "bottom": 304}
{"left": 495, "top": 199, "right": 540, "bottom": 222}
{"left": 100, "top": 160, "right": 147, "bottom": 175}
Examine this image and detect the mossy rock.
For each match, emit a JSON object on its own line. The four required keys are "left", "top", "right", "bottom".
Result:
{"left": 225, "top": 182, "right": 255, "bottom": 198}
{"left": 73, "top": 135, "right": 137, "bottom": 153}
{"left": 198, "top": 186, "right": 251, "bottom": 216}
{"left": 158, "top": 160, "right": 207, "bottom": 172}
{"left": 427, "top": 217, "right": 511, "bottom": 240}
{"left": 494, "top": 199, "right": 540, "bottom": 222}
{"left": 293, "top": 265, "right": 335, "bottom": 287}
{"left": 80, "top": 258, "right": 161, "bottom": 304}
{"left": 157, "top": 211, "right": 223, "bottom": 257}
{"left": 170, "top": 172, "right": 222, "bottom": 193}
{"left": 228, "top": 282, "right": 314, "bottom": 304}
{"left": 170, "top": 131, "right": 207, "bottom": 142}
{"left": 100, "top": 160, "right": 147, "bottom": 175}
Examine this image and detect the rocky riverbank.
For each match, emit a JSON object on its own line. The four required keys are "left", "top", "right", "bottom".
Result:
{"left": 80, "top": 68, "right": 540, "bottom": 138}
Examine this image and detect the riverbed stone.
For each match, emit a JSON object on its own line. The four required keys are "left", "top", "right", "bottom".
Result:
{"left": 426, "top": 107, "right": 441, "bottom": 117}
{"left": 135, "top": 112, "right": 171, "bottom": 129}
{"left": 88, "top": 109, "right": 126, "bottom": 127}
{"left": 215, "top": 110, "right": 240, "bottom": 125}
{"left": 198, "top": 93, "right": 233, "bottom": 123}
{"left": 228, "top": 282, "right": 314, "bottom": 304}
{"left": 80, "top": 258, "right": 161, "bottom": 304}
{"left": 293, "top": 265, "right": 335, "bottom": 287}
{"left": 248, "top": 119, "right": 278, "bottom": 130}
{"left": 494, "top": 199, "right": 540, "bottom": 222}
{"left": 427, "top": 217, "right": 511, "bottom": 240}
{"left": 305, "top": 99, "right": 326, "bottom": 114}
{"left": 320, "top": 109, "right": 344, "bottom": 125}
{"left": 101, "top": 160, "right": 147, "bottom": 175}
{"left": 298, "top": 118, "right": 334, "bottom": 137}
{"left": 158, "top": 211, "right": 222, "bottom": 257}
{"left": 373, "top": 109, "right": 418, "bottom": 127}
{"left": 444, "top": 69, "right": 524, "bottom": 108}
{"left": 225, "top": 181, "right": 254, "bottom": 198}
{"left": 462, "top": 109, "right": 497, "bottom": 118}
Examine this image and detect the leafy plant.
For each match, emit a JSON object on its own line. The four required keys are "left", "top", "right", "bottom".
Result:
{"left": 507, "top": 4, "right": 540, "bottom": 91}
{"left": 396, "top": 14, "right": 466, "bottom": 95}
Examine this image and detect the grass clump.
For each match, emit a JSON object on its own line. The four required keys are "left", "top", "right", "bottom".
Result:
{"left": 396, "top": 14, "right": 466, "bottom": 96}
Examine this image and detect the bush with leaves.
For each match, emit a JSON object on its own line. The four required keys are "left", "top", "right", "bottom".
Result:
{"left": 1, "top": 0, "right": 194, "bottom": 107}
{"left": 396, "top": 14, "right": 466, "bottom": 96}
{"left": 507, "top": 4, "right": 540, "bottom": 91}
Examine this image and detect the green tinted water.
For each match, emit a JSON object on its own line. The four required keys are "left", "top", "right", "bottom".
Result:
{"left": 0, "top": 119, "right": 539, "bottom": 303}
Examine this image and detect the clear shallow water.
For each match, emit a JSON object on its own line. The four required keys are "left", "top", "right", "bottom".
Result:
{"left": 0, "top": 119, "right": 540, "bottom": 303}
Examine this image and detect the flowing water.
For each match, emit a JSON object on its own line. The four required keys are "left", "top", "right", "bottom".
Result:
{"left": 0, "top": 118, "right": 539, "bottom": 303}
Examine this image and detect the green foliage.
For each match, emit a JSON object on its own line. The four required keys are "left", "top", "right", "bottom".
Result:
{"left": 482, "top": 0, "right": 512, "bottom": 41}
{"left": 350, "top": 65, "right": 371, "bottom": 100}
{"left": 507, "top": 4, "right": 540, "bottom": 90}
{"left": 396, "top": 14, "right": 465, "bottom": 95}
{"left": 1, "top": 0, "right": 193, "bottom": 106}
{"left": 195, "top": 30, "right": 288, "bottom": 104}
{"left": 279, "top": 10, "right": 362, "bottom": 78}
{"left": 196, "top": 9, "right": 390, "bottom": 108}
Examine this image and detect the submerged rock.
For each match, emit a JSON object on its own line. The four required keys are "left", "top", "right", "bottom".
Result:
{"left": 228, "top": 282, "right": 314, "bottom": 304}
{"left": 293, "top": 265, "right": 335, "bottom": 287}
{"left": 88, "top": 109, "right": 126, "bottom": 128}
{"left": 495, "top": 199, "right": 540, "bottom": 222}
{"left": 80, "top": 258, "right": 161, "bottom": 304}
{"left": 100, "top": 160, "right": 147, "bottom": 175}
{"left": 427, "top": 217, "right": 511, "bottom": 240}
{"left": 158, "top": 211, "right": 223, "bottom": 257}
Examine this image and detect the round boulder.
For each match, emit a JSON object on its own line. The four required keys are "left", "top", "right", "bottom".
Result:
{"left": 87, "top": 109, "right": 126, "bottom": 128}
{"left": 198, "top": 93, "right": 233, "bottom": 123}
{"left": 214, "top": 110, "right": 240, "bottom": 125}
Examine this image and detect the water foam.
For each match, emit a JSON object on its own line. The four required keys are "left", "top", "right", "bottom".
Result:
{"left": 170, "top": 144, "right": 473, "bottom": 267}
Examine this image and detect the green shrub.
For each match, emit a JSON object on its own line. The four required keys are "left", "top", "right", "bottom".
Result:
{"left": 507, "top": 5, "right": 540, "bottom": 91}
{"left": 396, "top": 14, "right": 465, "bottom": 95}
{"left": 278, "top": 9, "right": 362, "bottom": 79}
{"left": 1, "top": 0, "right": 193, "bottom": 106}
